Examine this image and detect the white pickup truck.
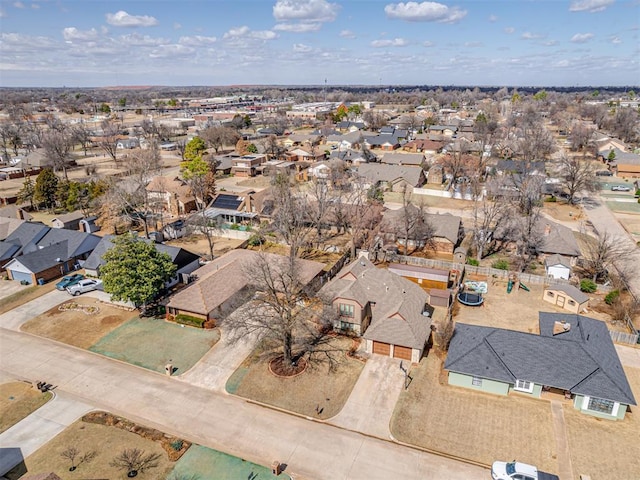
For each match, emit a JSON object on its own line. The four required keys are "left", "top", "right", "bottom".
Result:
{"left": 491, "top": 461, "right": 559, "bottom": 480}
{"left": 66, "top": 278, "right": 102, "bottom": 296}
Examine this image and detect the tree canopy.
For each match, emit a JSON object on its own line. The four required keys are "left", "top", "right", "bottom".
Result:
{"left": 184, "top": 136, "right": 207, "bottom": 161}
{"left": 100, "top": 233, "right": 176, "bottom": 307}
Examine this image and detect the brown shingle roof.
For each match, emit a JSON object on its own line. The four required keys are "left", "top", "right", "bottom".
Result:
{"left": 167, "top": 249, "right": 325, "bottom": 316}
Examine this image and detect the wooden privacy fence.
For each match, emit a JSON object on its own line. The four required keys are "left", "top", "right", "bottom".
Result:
{"left": 609, "top": 330, "right": 639, "bottom": 345}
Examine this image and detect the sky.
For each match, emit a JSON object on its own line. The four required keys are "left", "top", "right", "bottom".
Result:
{"left": 0, "top": 0, "right": 638, "bottom": 88}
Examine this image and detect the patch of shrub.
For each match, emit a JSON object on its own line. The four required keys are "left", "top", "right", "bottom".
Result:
{"left": 170, "top": 440, "right": 183, "bottom": 451}
{"left": 175, "top": 314, "right": 205, "bottom": 328}
{"left": 248, "top": 234, "right": 265, "bottom": 247}
{"left": 491, "top": 259, "right": 510, "bottom": 270}
{"left": 605, "top": 290, "right": 620, "bottom": 305}
{"left": 580, "top": 279, "right": 597, "bottom": 293}
{"left": 544, "top": 196, "right": 557, "bottom": 203}
{"left": 467, "top": 258, "right": 479, "bottom": 266}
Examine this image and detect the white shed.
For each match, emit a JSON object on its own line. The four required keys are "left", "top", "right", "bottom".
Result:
{"left": 545, "top": 254, "right": 571, "bottom": 280}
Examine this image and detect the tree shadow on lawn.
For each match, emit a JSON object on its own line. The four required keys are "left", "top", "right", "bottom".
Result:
{"left": 225, "top": 335, "right": 365, "bottom": 420}
{"left": 89, "top": 317, "right": 220, "bottom": 374}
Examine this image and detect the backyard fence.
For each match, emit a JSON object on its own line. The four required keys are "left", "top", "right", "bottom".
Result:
{"left": 609, "top": 330, "right": 639, "bottom": 345}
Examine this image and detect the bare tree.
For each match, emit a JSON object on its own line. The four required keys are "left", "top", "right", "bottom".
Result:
{"left": 97, "top": 119, "right": 120, "bottom": 162}
{"left": 270, "top": 173, "right": 312, "bottom": 260}
{"left": 61, "top": 446, "right": 96, "bottom": 472}
{"left": 306, "top": 177, "right": 332, "bottom": 246}
{"left": 393, "top": 186, "right": 435, "bottom": 255}
{"left": 71, "top": 124, "right": 93, "bottom": 156}
{"left": 224, "top": 253, "right": 338, "bottom": 372}
{"left": 559, "top": 153, "right": 600, "bottom": 204}
{"left": 511, "top": 209, "right": 544, "bottom": 272}
{"left": 263, "top": 134, "right": 285, "bottom": 160}
{"left": 181, "top": 155, "right": 217, "bottom": 259}
{"left": 41, "top": 126, "right": 73, "bottom": 180}
{"left": 201, "top": 126, "right": 240, "bottom": 154}
{"left": 110, "top": 448, "right": 161, "bottom": 477}
{"left": 582, "top": 231, "right": 638, "bottom": 282}
{"left": 471, "top": 194, "right": 511, "bottom": 261}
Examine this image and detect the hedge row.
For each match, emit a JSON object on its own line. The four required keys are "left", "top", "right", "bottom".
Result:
{"left": 175, "top": 314, "right": 205, "bottom": 328}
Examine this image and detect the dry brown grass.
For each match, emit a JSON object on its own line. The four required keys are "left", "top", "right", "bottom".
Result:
{"left": 454, "top": 282, "right": 613, "bottom": 334}
{"left": 166, "top": 234, "right": 246, "bottom": 258}
{"left": 0, "top": 283, "right": 56, "bottom": 316}
{"left": 21, "top": 300, "right": 137, "bottom": 349}
{"left": 5, "top": 419, "right": 174, "bottom": 480}
{"left": 229, "top": 336, "right": 365, "bottom": 419}
{"left": 0, "top": 382, "right": 52, "bottom": 434}
{"left": 542, "top": 201, "right": 585, "bottom": 222}
{"left": 391, "top": 355, "right": 557, "bottom": 471}
{"left": 563, "top": 366, "right": 640, "bottom": 480}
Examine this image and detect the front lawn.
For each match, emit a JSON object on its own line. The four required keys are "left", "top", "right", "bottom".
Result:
{"left": 89, "top": 317, "right": 220, "bottom": 374}
{"left": 0, "top": 382, "right": 52, "bottom": 434}
{"left": 226, "top": 336, "right": 364, "bottom": 419}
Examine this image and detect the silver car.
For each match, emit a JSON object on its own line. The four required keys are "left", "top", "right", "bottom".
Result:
{"left": 66, "top": 278, "right": 102, "bottom": 296}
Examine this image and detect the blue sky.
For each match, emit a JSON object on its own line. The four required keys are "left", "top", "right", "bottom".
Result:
{"left": 0, "top": 0, "right": 638, "bottom": 87}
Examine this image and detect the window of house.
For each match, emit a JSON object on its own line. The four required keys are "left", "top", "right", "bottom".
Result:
{"left": 340, "top": 321, "right": 354, "bottom": 330}
{"left": 472, "top": 376, "right": 482, "bottom": 387}
{"left": 339, "top": 303, "right": 354, "bottom": 318}
{"left": 568, "top": 300, "right": 576, "bottom": 305}
{"left": 546, "top": 291, "right": 554, "bottom": 297}
{"left": 514, "top": 379, "right": 534, "bottom": 393}
{"left": 587, "top": 397, "right": 616, "bottom": 415}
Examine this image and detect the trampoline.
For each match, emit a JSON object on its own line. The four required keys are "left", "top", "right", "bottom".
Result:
{"left": 457, "top": 291, "right": 484, "bottom": 306}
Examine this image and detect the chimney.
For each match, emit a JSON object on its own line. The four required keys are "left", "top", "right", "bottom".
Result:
{"left": 544, "top": 224, "right": 551, "bottom": 236}
{"left": 17, "top": 208, "right": 24, "bottom": 220}
{"left": 245, "top": 194, "right": 253, "bottom": 213}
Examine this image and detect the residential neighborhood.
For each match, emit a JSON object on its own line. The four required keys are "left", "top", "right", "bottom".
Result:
{"left": 1, "top": 13, "right": 640, "bottom": 477}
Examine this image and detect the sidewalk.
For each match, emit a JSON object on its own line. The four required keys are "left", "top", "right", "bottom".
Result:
{"left": 0, "top": 391, "right": 94, "bottom": 476}
{"left": 329, "top": 355, "right": 405, "bottom": 438}
{"left": 0, "top": 289, "right": 68, "bottom": 331}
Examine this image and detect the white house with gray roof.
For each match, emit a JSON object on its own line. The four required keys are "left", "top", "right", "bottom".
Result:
{"left": 445, "top": 313, "right": 636, "bottom": 420}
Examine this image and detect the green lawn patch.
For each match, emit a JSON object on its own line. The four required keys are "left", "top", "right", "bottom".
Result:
{"left": 89, "top": 317, "right": 220, "bottom": 374}
{"left": 169, "top": 444, "right": 290, "bottom": 480}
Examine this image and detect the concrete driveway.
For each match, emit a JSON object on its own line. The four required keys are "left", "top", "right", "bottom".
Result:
{"left": 0, "top": 280, "right": 30, "bottom": 298}
{"left": 0, "top": 289, "right": 68, "bottom": 331}
{"left": 329, "top": 355, "right": 406, "bottom": 439}
{"left": 0, "top": 391, "right": 94, "bottom": 476}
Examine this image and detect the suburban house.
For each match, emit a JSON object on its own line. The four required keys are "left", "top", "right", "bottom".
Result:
{"left": 203, "top": 192, "right": 260, "bottom": 226}
{"left": 598, "top": 147, "right": 640, "bottom": 178}
{"left": 319, "top": 257, "right": 433, "bottom": 362}
{"left": 146, "top": 176, "right": 197, "bottom": 216}
{"left": 445, "top": 313, "right": 636, "bottom": 420}
{"left": 83, "top": 234, "right": 200, "bottom": 288}
{"left": 357, "top": 164, "right": 426, "bottom": 191}
{"left": 116, "top": 137, "right": 140, "bottom": 149}
{"left": 4, "top": 228, "right": 101, "bottom": 284}
{"left": 387, "top": 263, "right": 450, "bottom": 289}
{"left": 380, "top": 208, "right": 462, "bottom": 256}
{"left": 380, "top": 152, "right": 425, "bottom": 167}
{"left": 231, "top": 154, "right": 267, "bottom": 177}
{"left": 402, "top": 138, "right": 444, "bottom": 155}
{"left": 51, "top": 211, "right": 84, "bottom": 230}
{"left": 495, "top": 160, "right": 546, "bottom": 176}
{"left": 0, "top": 217, "right": 26, "bottom": 241}
{"left": 545, "top": 254, "right": 572, "bottom": 280}
{"left": 284, "top": 148, "right": 326, "bottom": 163}
{"left": 427, "top": 125, "right": 456, "bottom": 137}
{"left": 166, "top": 249, "right": 325, "bottom": 325}
{"left": 536, "top": 219, "right": 582, "bottom": 263}
{"left": 0, "top": 205, "right": 33, "bottom": 221}
{"left": 426, "top": 164, "right": 444, "bottom": 185}
{"left": 543, "top": 284, "right": 589, "bottom": 314}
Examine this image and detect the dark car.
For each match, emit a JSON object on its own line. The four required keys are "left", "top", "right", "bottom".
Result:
{"left": 55, "top": 274, "right": 84, "bottom": 291}
{"left": 595, "top": 170, "right": 613, "bottom": 176}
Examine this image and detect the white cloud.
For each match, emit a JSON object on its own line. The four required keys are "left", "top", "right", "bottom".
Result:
{"left": 0, "top": 8, "right": 7, "bottom": 17}
{"left": 1, "top": 32, "right": 57, "bottom": 52}
{"left": 384, "top": 2, "right": 467, "bottom": 24}
{"left": 569, "top": 0, "right": 614, "bottom": 13}
{"left": 371, "top": 37, "right": 408, "bottom": 47}
{"left": 339, "top": 29, "right": 355, "bottom": 38}
{"left": 121, "top": 33, "right": 168, "bottom": 46}
{"left": 106, "top": 10, "right": 158, "bottom": 28}
{"left": 504, "top": 27, "right": 515, "bottom": 34}
{"left": 173, "top": 23, "right": 182, "bottom": 30}
{"left": 13, "top": 1, "right": 25, "bottom": 9}
{"left": 488, "top": 14, "right": 498, "bottom": 22}
{"left": 464, "top": 41, "right": 483, "bottom": 47}
{"left": 179, "top": 35, "right": 217, "bottom": 46}
{"left": 543, "top": 40, "right": 558, "bottom": 46}
{"left": 31, "top": 2, "right": 39, "bottom": 9}
{"left": 293, "top": 43, "right": 312, "bottom": 52}
{"left": 273, "top": 0, "right": 340, "bottom": 22}
{"left": 423, "top": 40, "right": 434, "bottom": 47}
{"left": 571, "top": 32, "right": 594, "bottom": 43}
{"left": 610, "top": 36, "right": 621, "bottom": 44}
{"left": 149, "top": 44, "right": 194, "bottom": 58}
{"left": 223, "top": 26, "right": 277, "bottom": 41}
{"left": 274, "top": 22, "right": 321, "bottom": 32}
{"left": 62, "top": 27, "right": 100, "bottom": 42}
{"left": 521, "top": 31, "right": 542, "bottom": 39}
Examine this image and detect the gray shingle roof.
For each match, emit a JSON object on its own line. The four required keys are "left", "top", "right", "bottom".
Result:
{"left": 544, "top": 253, "right": 571, "bottom": 269}
{"left": 7, "top": 241, "right": 70, "bottom": 273}
{"left": 546, "top": 284, "right": 589, "bottom": 304}
{"left": 536, "top": 219, "right": 581, "bottom": 257}
{"left": 380, "top": 152, "right": 425, "bottom": 166}
{"left": 37, "top": 228, "right": 100, "bottom": 259}
{"left": 5, "top": 222, "right": 49, "bottom": 249}
{"left": 381, "top": 207, "right": 461, "bottom": 244}
{"left": 445, "top": 314, "right": 636, "bottom": 405}
{"left": 357, "top": 163, "right": 425, "bottom": 187}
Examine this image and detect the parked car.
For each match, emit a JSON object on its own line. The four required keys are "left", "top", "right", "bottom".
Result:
{"left": 66, "top": 278, "right": 102, "bottom": 296}
{"left": 55, "top": 274, "right": 84, "bottom": 291}
{"left": 611, "top": 185, "right": 631, "bottom": 191}
{"left": 595, "top": 170, "right": 613, "bottom": 176}
{"left": 491, "top": 461, "right": 559, "bottom": 480}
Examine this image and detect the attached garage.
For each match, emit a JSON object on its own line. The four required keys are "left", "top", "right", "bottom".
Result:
{"left": 393, "top": 345, "right": 413, "bottom": 360}
{"left": 372, "top": 341, "right": 391, "bottom": 356}
{"left": 8, "top": 269, "right": 33, "bottom": 284}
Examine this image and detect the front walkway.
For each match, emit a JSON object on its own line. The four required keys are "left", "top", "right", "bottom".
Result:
{"left": 178, "top": 330, "right": 258, "bottom": 392}
{"left": 0, "top": 391, "right": 94, "bottom": 476}
{"left": 329, "top": 354, "right": 406, "bottom": 438}
{"left": 550, "top": 401, "right": 574, "bottom": 480}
